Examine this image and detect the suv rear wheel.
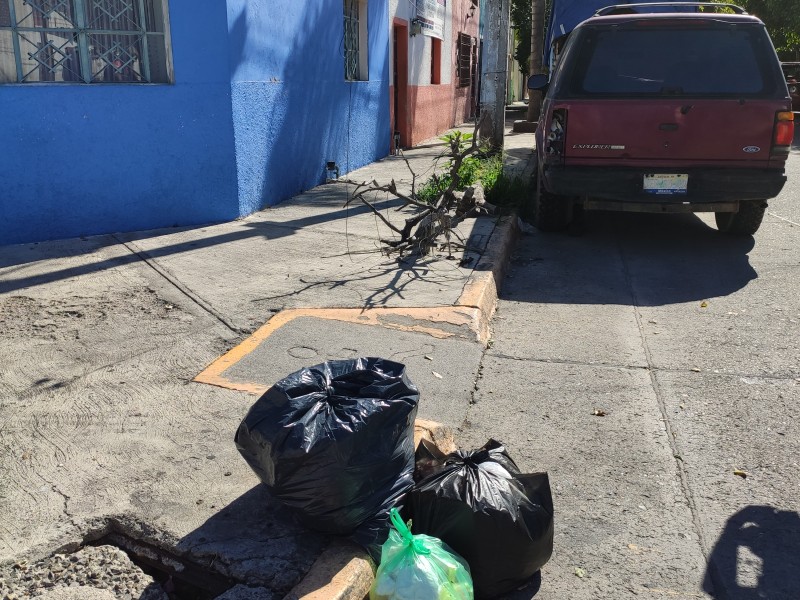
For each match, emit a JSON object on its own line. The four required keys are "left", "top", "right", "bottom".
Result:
{"left": 532, "top": 165, "right": 573, "bottom": 232}
{"left": 715, "top": 201, "right": 767, "bottom": 235}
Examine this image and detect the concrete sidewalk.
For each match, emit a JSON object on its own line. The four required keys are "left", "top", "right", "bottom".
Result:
{"left": 0, "top": 109, "right": 536, "bottom": 599}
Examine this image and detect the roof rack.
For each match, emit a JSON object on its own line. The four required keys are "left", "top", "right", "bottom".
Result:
{"left": 595, "top": 3, "right": 747, "bottom": 16}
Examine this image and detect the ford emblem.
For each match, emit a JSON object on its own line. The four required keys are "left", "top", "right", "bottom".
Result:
{"left": 742, "top": 146, "right": 761, "bottom": 153}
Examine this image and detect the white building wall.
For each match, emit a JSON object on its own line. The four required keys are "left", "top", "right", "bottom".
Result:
{"left": 389, "top": 0, "right": 453, "bottom": 86}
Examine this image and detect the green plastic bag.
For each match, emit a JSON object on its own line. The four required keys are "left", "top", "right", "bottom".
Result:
{"left": 370, "top": 508, "right": 474, "bottom": 600}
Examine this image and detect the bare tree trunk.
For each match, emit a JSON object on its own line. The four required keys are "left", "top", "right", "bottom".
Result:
{"left": 526, "top": 0, "right": 545, "bottom": 122}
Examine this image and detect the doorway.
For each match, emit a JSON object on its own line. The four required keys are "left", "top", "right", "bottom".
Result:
{"left": 392, "top": 20, "right": 409, "bottom": 151}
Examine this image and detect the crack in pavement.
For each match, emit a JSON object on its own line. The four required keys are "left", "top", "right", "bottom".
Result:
{"left": 616, "top": 237, "right": 716, "bottom": 596}
{"left": 484, "top": 351, "right": 650, "bottom": 372}
{"left": 767, "top": 210, "right": 800, "bottom": 228}
{"left": 35, "top": 470, "right": 78, "bottom": 529}
{"left": 17, "top": 345, "right": 169, "bottom": 401}
{"left": 113, "top": 234, "right": 245, "bottom": 335}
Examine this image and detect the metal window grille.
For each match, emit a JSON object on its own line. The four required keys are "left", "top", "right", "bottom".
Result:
{"left": 0, "top": 0, "right": 171, "bottom": 84}
{"left": 343, "top": 0, "right": 359, "bottom": 80}
{"left": 457, "top": 32, "right": 471, "bottom": 88}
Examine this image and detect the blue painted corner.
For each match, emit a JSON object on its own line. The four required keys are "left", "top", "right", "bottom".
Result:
{"left": 0, "top": 1, "right": 239, "bottom": 245}
{"left": 228, "top": 0, "right": 390, "bottom": 215}
{"left": 0, "top": 0, "right": 390, "bottom": 244}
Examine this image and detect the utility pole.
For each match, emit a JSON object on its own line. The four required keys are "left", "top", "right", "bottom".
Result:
{"left": 526, "top": 0, "right": 545, "bottom": 122}
{"left": 479, "top": 0, "right": 511, "bottom": 150}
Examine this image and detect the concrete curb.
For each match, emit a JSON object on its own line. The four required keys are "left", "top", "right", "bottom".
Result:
{"left": 281, "top": 542, "right": 374, "bottom": 600}
{"left": 281, "top": 214, "right": 521, "bottom": 600}
{"left": 456, "top": 213, "right": 521, "bottom": 343}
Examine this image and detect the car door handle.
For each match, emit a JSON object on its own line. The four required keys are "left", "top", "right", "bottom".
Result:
{"left": 659, "top": 123, "right": 679, "bottom": 131}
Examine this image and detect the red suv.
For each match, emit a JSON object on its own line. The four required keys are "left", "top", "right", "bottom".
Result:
{"left": 528, "top": 3, "right": 794, "bottom": 236}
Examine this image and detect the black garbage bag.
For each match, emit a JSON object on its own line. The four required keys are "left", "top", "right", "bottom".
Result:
{"left": 234, "top": 358, "right": 419, "bottom": 544}
{"left": 409, "top": 438, "right": 554, "bottom": 599}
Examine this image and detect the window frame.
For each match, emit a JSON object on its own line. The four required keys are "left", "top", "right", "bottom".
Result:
{"left": 430, "top": 36, "right": 441, "bottom": 85}
{"left": 456, "top": 32, "right": 471, "bottom": 88}
{"left": 0, "top": 0, "right": 173, "bottom": 85}
{"left": 343, "top": 0, "right": 368, "bottom": 82}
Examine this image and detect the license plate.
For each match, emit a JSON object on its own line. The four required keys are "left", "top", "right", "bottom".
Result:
{"left": 643, "top": 174, "right": 688, "bottom": 195}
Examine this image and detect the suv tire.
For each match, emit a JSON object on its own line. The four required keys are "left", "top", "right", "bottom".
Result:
{"left": 715, "top": 201, "right": 767, "bottom": 235}
{"left": 533, "top": 165, "right": 572, "bottom": 232}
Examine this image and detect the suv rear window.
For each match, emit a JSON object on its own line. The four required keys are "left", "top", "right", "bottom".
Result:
{"left": 564, "top": 23, "right": 781, "bottom": 97}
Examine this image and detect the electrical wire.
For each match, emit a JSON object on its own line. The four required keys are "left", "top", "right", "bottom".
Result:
{"left": 345, "top": 79, "right": 353, "bottom": 261}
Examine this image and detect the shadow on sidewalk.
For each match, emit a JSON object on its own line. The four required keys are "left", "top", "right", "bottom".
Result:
{"left": 1, "top": 108, "right": 530, "bottom": 295}
{"left": 175, "top": 484, "right": 329, "bottom": 596}
{"left": 0, "top": 198, "right": 408, "bottom": 295}
{"left": 249, "top": 255, "right": 467, "bottom": 308}
{"left": 704, "top": 505, "right": 800, "bottom": 599}
{"left": 0, "top": 212, "right": 478, "bottom": 302}
{"left": 506, "top": 211, "right": 757, "bottom": 307}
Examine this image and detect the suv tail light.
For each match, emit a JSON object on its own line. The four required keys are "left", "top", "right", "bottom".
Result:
{"left": 773, "top": 111, "right": 795, "bottom": 151}
{"left": 544, "top": 109, "right": 568, "bottom": 164}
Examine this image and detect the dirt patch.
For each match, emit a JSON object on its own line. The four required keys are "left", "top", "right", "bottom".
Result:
{"left": 0, "top": 288, "right": 181, "bottom": 342}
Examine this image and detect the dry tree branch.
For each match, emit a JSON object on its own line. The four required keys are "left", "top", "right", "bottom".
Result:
{"left": 341, "top": 178, "right": 434, "bottom": 212}
{"left": 342, "top": 113, "right": 492, "bottom": 257}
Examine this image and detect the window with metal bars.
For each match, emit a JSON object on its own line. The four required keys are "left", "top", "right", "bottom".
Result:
{"left": 456, "top": 32, "right": 471, "bottom": 88}
{"left": 0, "top": 0, "right": 171, "bottom": 84}
{"left": 343, "top": 0, "right": 367, "bottom": 81}
{"left": 343, "top": 0, "right": 359, "bottom": 80}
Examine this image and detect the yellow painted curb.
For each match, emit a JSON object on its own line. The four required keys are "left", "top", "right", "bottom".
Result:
{"left": 457, "top": 215, "right": 519, "bottom": 341}
{"left": 194, "top": 215, "right": 519, "bottom": 394}
{"left": 194, "top": 306, "right": 481, "bottom": 394}
{"left": 271, "top": 217, "right": 520, "bottom": 597}
{"left": 282, "top": 542, "right": 373, "bottom": 600}
{"left": 195, "top": 217, "right": 518, "bottom": 597}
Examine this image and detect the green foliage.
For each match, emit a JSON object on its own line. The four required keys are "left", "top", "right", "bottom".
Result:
{"left": 415, "top": 132, "right": 532, "bottom": 216}
{"left": 417, "top": 153, "right": 504, "bottom": 204}
{"left": 486, "top": 172, "right": 532, "bottom": 210}
{"left": 439, "top": 130, "right": 474, "bottom": 152}
{"left": 724, "top": 0, "right": 800, "bottom": 58}
{"left": 476, "top": 154, "right": 503, "bottom": 191}
{"left": 510, "top": 0, "right": 533, "bottom": 75}
{"left": 510, "top": 0, "right": 553, "bottom": 75}
{"left": 416, "top": 176, "right": 447, "bottom": 205}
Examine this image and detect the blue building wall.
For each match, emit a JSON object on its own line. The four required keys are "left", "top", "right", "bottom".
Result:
{"left": 228, "top": 0, "right": 390, "bottom": 215}
{"left": 0, "top": 1, "right": 240, "bottom": 246}
{"left": 0, "top": 0, "right": 390, "bottom": 245}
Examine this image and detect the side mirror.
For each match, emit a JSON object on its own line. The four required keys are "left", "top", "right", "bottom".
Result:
{"left": 527, "top": 74, "right": 549, "bottom": 91}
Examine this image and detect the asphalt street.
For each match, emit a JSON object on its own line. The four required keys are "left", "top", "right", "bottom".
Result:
{"left": 465, "top": 145, "right": 800, "bottom": 599}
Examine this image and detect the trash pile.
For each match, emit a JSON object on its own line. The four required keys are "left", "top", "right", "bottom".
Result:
{"left": 372, "top": 508, "right": 474, "bottom": 600}
{"left": 235, "top": 358, "right": 554, "bottom": 599}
